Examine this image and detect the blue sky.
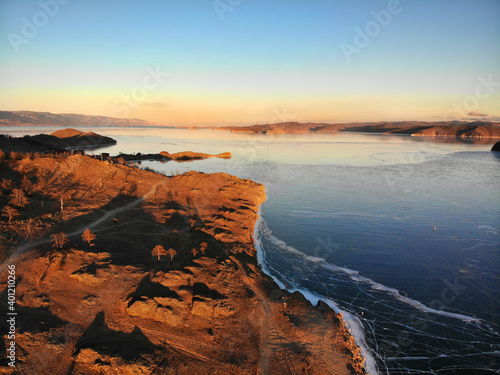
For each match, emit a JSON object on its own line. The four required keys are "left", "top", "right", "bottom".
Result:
{"left": 1, "top": 0, "right": 499, "bottom": 125}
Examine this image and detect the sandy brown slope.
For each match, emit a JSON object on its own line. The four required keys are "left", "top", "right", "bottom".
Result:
{"left": 0, "top": 154, "right": 366, "bottom": 374}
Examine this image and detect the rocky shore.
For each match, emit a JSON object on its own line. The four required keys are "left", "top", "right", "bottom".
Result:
{"left": 0, "top": 152, "right": 367, "bottom": 374}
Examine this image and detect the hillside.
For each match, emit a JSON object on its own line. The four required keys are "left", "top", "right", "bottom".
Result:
{"left": 0, "top": 153, "right": 366, "bottom": 374}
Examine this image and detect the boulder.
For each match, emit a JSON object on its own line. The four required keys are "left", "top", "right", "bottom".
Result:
{"left": 491, "top": 141, "right": 500, "bottom": 152}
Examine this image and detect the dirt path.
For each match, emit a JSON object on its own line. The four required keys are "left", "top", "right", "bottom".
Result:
{"left": 0, "top": 177, "right": 170, "bottom": 274}
{"left": 230, "top": 257, "right": 274, "bottom": 374}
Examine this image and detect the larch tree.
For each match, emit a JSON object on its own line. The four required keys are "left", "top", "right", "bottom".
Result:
{"left": 9, "top": 189, "right": 29, "bottom": 207}
{"left": 152, "top": 245, "right": 168, "bottom": 261}
{"left": 26, "top": 218, "right": 34, "bottom": 239}
{"left": 1, "top": 178, "right": 12, "bottom": 192}
{"left": 82, "top": 229, "right": 96, "bottom": 246}
{"left": 166, "top": 248, "right": 178, "bottom": 262}
{"left": 2, "top": 205, "right": 20, "bottom": 222}
{"left": 21, "top": 175, "right": 32, "bottom": 192}
{"left": 199, "top": 242, "right": 208, "bottom": 256}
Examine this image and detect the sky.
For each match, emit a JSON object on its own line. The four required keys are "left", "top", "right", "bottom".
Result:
{"left": 1, "top": 0, "right": 499, "bottom": 126}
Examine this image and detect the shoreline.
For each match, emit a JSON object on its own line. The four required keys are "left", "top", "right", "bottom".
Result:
{"left": 2, "top": 110, "right": 500, "bottom": 142}
{"left": 254, "top": 213, "right": 377, "bottom": 375}
{"left": 0, "top": 152, "right": 368, "bottom": 374}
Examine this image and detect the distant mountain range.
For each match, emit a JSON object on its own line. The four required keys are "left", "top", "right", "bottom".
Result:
{"left": 2, "top": 110, "right": 500, "bottom": 138}
{"left": 0, "top": 111, "right": 164, "bottom": 128}
{"left": 215, "top": 121, "right": 500, "bottom": 138}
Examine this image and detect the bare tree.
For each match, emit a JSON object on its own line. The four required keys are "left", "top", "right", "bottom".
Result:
{"left": 51, "top": 232, "right": 69, "bottom": 250}
{"left": 152, "top": 245, "right": 168, "bottom": 261}
{"left": 166, "top": 248, "right": 178, "bottom": 262}
{"left": 2, "top": 205, "right": 19, "bottom": 222}
{"left": 82, "top": 229, "right": 96, "bottom": 246}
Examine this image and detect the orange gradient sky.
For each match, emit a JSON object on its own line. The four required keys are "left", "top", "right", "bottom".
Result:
{"left": 1, "top": 0, "right": 499, "bottom": 126}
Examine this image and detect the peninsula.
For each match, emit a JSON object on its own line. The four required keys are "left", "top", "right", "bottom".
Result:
{"left": 0, "top": 149, "right": 366, "bottom": 374}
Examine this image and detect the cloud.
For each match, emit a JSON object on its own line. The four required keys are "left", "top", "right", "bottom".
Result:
{"left": 465, "top": 111, "right": 500, "bottom": 122}
{"left": 467, "top": 111, "right": 488, "bottom": 117}
{"left": 471, "top": 114, "right": 500, "bottom": 122}
{"left": 429, "top": 113, "right": 500, "bottom": 122}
